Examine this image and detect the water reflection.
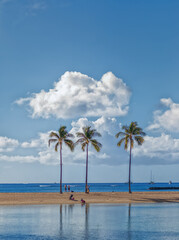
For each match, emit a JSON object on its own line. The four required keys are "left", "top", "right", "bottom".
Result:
{"left": 59, "top": 204, "right": 62, "bottom": 232}
{"left": 127, "top": 203, "right": 131, "bottom": 240}
{"left": 58, "top": 203, "right": 90, "bottom": 239}
{"left": 0, "top": 203, "right": 178, "bottom": 239}
{"left": 85, "top": 204, "right": 89, "bottom": 239}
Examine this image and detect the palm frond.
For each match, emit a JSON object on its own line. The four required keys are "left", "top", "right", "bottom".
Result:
{"left": 92, "top": 132, "right": 102, "bottom": 138}
{"left": 76, "top": 125, "right": 101, "bottom": 153}
{"left": 84, "top": 126, "right": 91, "bottom": 138}
{"left": 59, "top": 126, "right": 67, "bottom": 138}
{"left": 124, "top": 136, "right": 129, "bottom": 150}
{"left": 64, "top": 139, "right": 74, "bottom": 151}
{"left": 91, "top": 143, "right": 101, "bottom": 152}
{"left": 122, "top": 126, "right": 130, "bottom": 133}
{"left": 66, "top": 133, "right": 74, "bottom": 138}
{"left": 90, "top": 139, "right": 102, "bottom": 152}
{"left": 133, "top": 127, "right": 146, "bottom": 136}
{"left": 75, "top": 138, "right": 86, "bottom": 144}
{"left": 49, "top": 132, "right": 59, "bottom": 139}
{"left": 55, "top": 142, "right": 59, "bottom": 152}
{"left": 90, "top": 129, "right": 101, "bottom": 138}
{"left": 81, "top": 142, "right": 86, "bottom": 151}
{"left": 117, "top": 137, "right": 126, "bottom": 147}
{"left": 134, "top": 136, "right": 145, "bottom": 145}
{"left": 115, "top": 131, "right": 126, "bottom": 138}
{"left": 76, "top": 132, "right": 86, "bottom": 138}
{"left": 140, "top": 131, "right": 146, "bottom": 136}
{"left": 48, "top": 138, "right": 58, "bottom": 146}
{"left": 130, "top": 138, "right": 134, "bottom": 149}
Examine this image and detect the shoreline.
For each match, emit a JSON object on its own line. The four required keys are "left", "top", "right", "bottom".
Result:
{"left": 0, "top": 192, "right": 178, "bottom": 205}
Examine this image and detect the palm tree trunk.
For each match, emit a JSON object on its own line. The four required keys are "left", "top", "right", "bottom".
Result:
{"left": 85, "top": 144, "right": 88, "bottom": 193}
{"left": 128, "top": 140, "right": 132, "bottom": 194}
{"left": 60, "top": 143, "right": 62, "bottom": 194}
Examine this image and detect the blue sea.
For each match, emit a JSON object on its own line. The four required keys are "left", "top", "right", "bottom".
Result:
{"left": 0, "top": 182, "right": 179, "bottom": 192}
{"left": 0, "top": 203, "right": 179, "bottom": 239}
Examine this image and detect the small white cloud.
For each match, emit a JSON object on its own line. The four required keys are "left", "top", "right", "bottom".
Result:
{"left": 16, "top": 71, "right": 131, "bottom": 119}
{"left": 0, "top": 154, "right": 38, "bottom": 163}
{"left": 21, "top": 132, "right": 49, "bottom": 148}
{"left": 15, "top": 97, "right": 31, "bottom": 106}
{"left": 160, "top": 98, "right": 173, "bottom": 107}
{"left": 26, "top": 0, "right": 46, "bottom": 15}
{"left": 147, "top": 98, "right": 179, "bottom": 132}
{"left": 30, "top": 2, "right": 46, "bottom": 10}
{"left": 0, "top": 136, "right": 19, "bottom": 152}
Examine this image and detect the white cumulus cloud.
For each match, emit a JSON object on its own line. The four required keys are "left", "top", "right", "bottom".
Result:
{"left": 21, "top": 132, "right": 49, "bottom": 148}
{"left": 147, "top": 98, "right": 179, "bottom": 132}
{"left": 0, "top": 117, "right": 116, "bottom": 165}
{"left": 70, "top": 116, "right": 119, "bottom": 136}
{"left": 0, "top": 136, "right": 19, "bottom": 152}
{"left": 133, "top": 133, "right": 179, "bottom": 164}
{"left": 16, "top": 71, "right": 131, "bottom": 119}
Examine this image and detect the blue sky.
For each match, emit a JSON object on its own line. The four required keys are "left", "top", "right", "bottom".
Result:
{"left": 1, "top": 0, "right": 179, "bottom": 183}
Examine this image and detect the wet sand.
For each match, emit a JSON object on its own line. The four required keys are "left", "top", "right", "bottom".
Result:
{"left": 0, "top": 192, "right": 178, "bottom": 205}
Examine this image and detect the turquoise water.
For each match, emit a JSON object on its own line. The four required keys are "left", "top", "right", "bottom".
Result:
{"left": 0, "top": 204, "right": 178, "bottom": 239}
{"left": 0, "top": 182, "right": 179, "bottom": 192}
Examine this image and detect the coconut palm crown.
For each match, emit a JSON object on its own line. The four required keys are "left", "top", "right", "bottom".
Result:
{"left": 76, "top": 126, "right": 102, "bottom": 193}
{"left": 116, "top": 121, "right": 146, "bottom": 193}
{"left": 48, "top": 126, "right": 74, "bottom": 194}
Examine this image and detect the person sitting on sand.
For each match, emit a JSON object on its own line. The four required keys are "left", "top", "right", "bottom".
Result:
{"left": 69, "top": 194, "right": 75, "bottom": 200}
{"left": 81, "top": 198, "right": 85, "bottom": 204}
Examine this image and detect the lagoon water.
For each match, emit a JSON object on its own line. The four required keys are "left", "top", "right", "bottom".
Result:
{"left": 0, "top": 182, "right": 179, "bottom": 193}
{"left": 0, "top": 203, "right": 178, "bottom": 240}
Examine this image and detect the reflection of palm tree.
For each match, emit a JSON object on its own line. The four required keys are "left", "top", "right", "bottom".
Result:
{"left": 116, "top": 122, "right": 145, "bottom": 193}
{"left": 128, "top": 203, "right": 131, "bottom": 240}
{"left": 128, "top": 203, "right": 131, "bottom": 218}
{"left": 85, "top": 204, "right": 89, "bottom": 222}
{"left": 60, "top": 204, "right": 63, "bottom": 232}
{"left": 85, "top": 204, "right": 89, "bottom": 239}
{"left": 49, "top": 126, "right": 74, "bottom": 193}
{"left": 76, "top": 126, "right": 102, "bottom": 193}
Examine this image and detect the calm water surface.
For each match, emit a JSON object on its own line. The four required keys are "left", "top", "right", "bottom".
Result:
{"left": 0, "top": 203, "right": 178, "bottom": 240}
{"left": 0, "top": 182, "right": 179, "bottom": 192}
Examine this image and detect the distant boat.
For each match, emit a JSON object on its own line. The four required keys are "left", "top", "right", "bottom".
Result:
{"left": 149, "top": 171, "right": 155, "bottom": 184}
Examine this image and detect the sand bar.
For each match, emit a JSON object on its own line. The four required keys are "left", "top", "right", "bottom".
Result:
{"left": 0, "top": 192, "right": 179, "bottom": 205}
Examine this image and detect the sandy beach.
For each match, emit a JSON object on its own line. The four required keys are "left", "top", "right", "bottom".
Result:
{"left": 0, "top": 192, "right": 178, "bottom": 205}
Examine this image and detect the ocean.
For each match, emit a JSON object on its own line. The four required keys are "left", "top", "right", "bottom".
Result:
{"left": 0, "top": 182, "right": 179, "bottom": 192}
{"left": 0, "top": 203, "right": 178, "bottom": 239}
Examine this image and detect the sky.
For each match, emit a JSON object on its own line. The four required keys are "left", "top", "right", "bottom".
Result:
{"left": 1, "top": 0, "right": 179, "bottom": 183}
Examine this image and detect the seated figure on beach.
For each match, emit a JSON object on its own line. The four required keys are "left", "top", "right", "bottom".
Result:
{"left": 81, "top": 198, "right": 85, "bottom": 204}
{"left": 69, "top": 194, "right": 75, "bottom": 200}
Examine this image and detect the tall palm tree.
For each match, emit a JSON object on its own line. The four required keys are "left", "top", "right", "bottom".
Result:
{"left": 116, "top": 122, "right": 146, "bottom": 193}
{"left": 48, "top": 126, "right": 74, "bottom": 194}
{"left": 76, "top": 126, "right": 102, "bottom": 193}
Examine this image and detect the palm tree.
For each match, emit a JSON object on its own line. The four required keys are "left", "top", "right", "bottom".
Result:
{"left": 76, "top": 126, "right": 102, "bottom": 193}
{"left": 48, "top": 126, "right": 74, "bottom": 194}
{"left": 116, "top": 122, "right": 146, "bottom": 193}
